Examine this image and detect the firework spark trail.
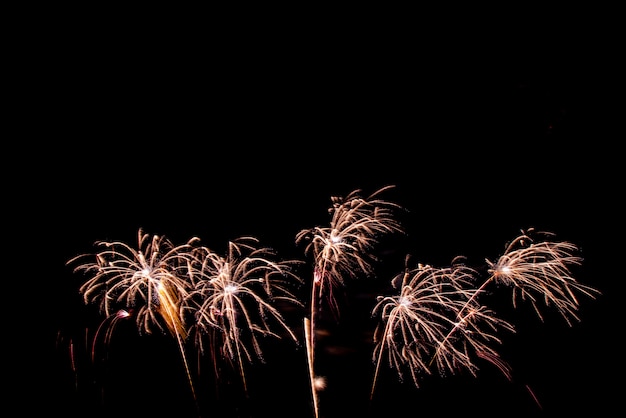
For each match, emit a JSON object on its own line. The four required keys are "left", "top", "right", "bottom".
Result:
{"left": 90, "top": 309, "right": 131, "bottom": 363}
{"left": 296, "top": 185, "right": 405, "bottom": 418}
{"left": 182, "top": 237, "right": 304, "bottom": 393}
{"left": 370, "top": 228, "right": 601, "bottom": 403}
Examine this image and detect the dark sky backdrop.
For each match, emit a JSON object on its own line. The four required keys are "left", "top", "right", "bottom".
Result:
{"left": 15, "top": 6, "right": 621, "bottom": 418}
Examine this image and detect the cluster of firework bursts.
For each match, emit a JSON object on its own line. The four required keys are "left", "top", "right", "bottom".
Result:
{"left": 62, "top": 185, "right": 600, "bottom": 417}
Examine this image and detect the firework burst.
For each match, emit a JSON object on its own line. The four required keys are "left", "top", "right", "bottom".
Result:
{"left": 66, "top": 228, "right": 200, "bottom": 338}
{"left": 370, "top": 228, "right": 600, "bottom": 401}
{"left": 296, "top": 185, "right": 405, "bottom": 418}
{"left": 296, "top": 185, "right": 404, "bottom": 307}
{"left": 182, "top": 237, "right": 304, "bottom": 392}
{"left": 66, "top": 228, "right": 204, "bottom": 403}
{"left": 486, "top": 228, "right": 601, "bottom": 325}
{"left": 370, "top": 256, "right": 514, "bottom": 399}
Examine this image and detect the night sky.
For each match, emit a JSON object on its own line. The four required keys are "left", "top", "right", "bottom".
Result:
{"left": 16, "top": 7, "right": 621, "bottom": 418}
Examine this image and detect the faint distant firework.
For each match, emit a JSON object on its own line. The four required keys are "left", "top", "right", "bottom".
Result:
{"left": 370, "top": 228, "right": 601, "bottom": 402}
{"left": 295, "top": 185, "right": 404, "bottom": 418}
{"left": 181, "top": 236, "right": 304, "bottom": 392}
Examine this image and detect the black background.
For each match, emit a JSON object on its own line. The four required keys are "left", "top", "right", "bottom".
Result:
{"left": 12, "top": 5, "right": 621, "bottom": 418}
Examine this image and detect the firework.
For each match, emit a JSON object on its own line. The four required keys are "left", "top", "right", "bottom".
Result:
{"left": 486, "top": 228, "right": 601, "bottom": 325}
{"left": 296, "top": 185, "right": 404, "bottom": 309}
{"left": 370, "top": 228, "right": 601, "bottom": 401}
{"left": 66, "top": 228, "right": 200, "bottom": 338}
{"left": 182, "top": 236, "right": 304, "bottom": 391}
{"left": 66, "top": 228, "right": 207, "bottom": 404}
{"left": 296, "top": 185, "right": 405, "bottom": 418}
{"left": 67, "top": 230, "right": 305, "bottom": 408}
{"left": 370, "top": 256, "right": 514, "bottom": 399}
{"left": 62, "top": 194, "right": 602, "bottom": 416}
